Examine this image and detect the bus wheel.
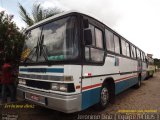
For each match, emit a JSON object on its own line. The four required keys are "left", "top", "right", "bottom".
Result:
{"left": 150, "top": 71, "right": 154, "bottom": 77}
{"left": 145, "top": 72, "right": 149, "bottom": 80}
{"left": 95, "top": 85, "right": 110, "bottom": 110}
{"left": 134, "top": 76, "right": 141, "bottom": 88}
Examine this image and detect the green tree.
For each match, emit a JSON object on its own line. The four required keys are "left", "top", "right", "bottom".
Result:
{"left": 0, "top": 11, "right": 25, "bottom": 67}
{"left": 19, "top": 3, "right": 63, "bottom": 26}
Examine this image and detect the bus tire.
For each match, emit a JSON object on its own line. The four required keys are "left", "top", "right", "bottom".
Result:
{"left": 134, "top": 76, "right": 141, "bottom": 88}
{"left": 145, "top": 71, "right": 149, "bottom": 80}
{"left": 150, "top": 71, "right": 154, "bottom": 77}
{"left": 95, "top": 84, "right": 110, "bottom": 110}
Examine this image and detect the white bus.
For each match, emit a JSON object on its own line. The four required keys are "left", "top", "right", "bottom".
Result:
{"left": 17, "top": 11, "right": 147, "bottom": 113}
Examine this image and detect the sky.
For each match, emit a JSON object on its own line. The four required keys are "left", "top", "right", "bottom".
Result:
{"left": 0, "top": 0, "right": 159, "bottom": 58}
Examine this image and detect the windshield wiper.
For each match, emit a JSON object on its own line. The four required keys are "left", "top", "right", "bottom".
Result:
{"left": 22, "top": 36, "right": 41, "bottom": 65}
{"left": 39, "top": 35, "right": 49, "bottom": 61}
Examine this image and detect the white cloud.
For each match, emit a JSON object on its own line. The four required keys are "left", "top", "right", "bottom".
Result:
{"left": 0, "top": 6, "right": 9, "bottom": 13}
{"left": 0, "top": 6, "right": 26, "bottom": 29}
{"left": 13, "top": 17, "right": 26, "bottom": 29}
{"left": 113, "top": 0, "right": 160, "bottom": 58}
{"left": 40, "top": 0, "right": 122, "bottom": 28}
{"left": 0, "top": 6, "right": 5, "bottom": 11}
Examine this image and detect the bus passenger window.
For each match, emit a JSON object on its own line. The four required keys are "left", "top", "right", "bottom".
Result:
{"left": 105, "top": 29, "right": 114, "bottom": 52}
{"left": 126, "top": 42, "right": 130, "bottom": 57}
{"left": 136, "top": 49, "right": 140, "bottom": 59}
{"left": 121, "top": 39, "right": 130, "bottom": 57}
{"left": 121, "top": 39, "right": 126, "bottom": 56}
{"left": 131, "top": 46, "right": 136, "bottom": 59}
{"left": 89, "top": 24, "right": 96, "bottom": 46}
{"left": 114, "top": 35, "right": 120, "bottom": 54}
{"left": 85, "top": 24, "right": 105, "bottom": 63}
{"left": 95, "top": 28, "right": 103, "bottom": 48}
{"left": 131, "top": 45, "right": 134, "bottom": 58}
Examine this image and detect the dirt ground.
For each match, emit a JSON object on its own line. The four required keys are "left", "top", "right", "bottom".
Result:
{"left": 0, "top": 72, "right": 160, "bottom": 120}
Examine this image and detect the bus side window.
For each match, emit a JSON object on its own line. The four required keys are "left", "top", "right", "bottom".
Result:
{"left": 121, "top": 39, "right": 130, "bottom": 57}
{"left": 95, "top": 28, "right": 103, "bottom": 49}
{"left": 131, "top": 45, "right": 136, "bottom": 59}
{"left": 143, "top": 53, "right": 146, "bottom": 62}
{"left": 88, "top": 24, "right": 96, "bottom": 46}
{"left": 126, "top": 42, "right": 130, "bottom": 57}
{"left": 130, "top": 45, "right": 134, "bottom": 58}
{"left": 141, "top": 52, "right": 144, "bottom": 61}
{"left": 85, "top": 24, "right": 105, "bottom": 63}
{"left": 136, "top": 49, "right": 140, "bottom": 59}
{"left": 140, "top": 51, "right": 143, "bottom": 61}
{"left": 114, "top": 35, "right": 120, "bottom": 54}
{"left": 88, "top": 24, "right": 104, "bottom": 49}
{"left": 133, "top": 46, "right": 137, "bottom": 59}
{"left": 105, "top": 29, "right": 114, "bottom": 52}
{"left": 121, "top": 39, "right": 126, "bottom": 56}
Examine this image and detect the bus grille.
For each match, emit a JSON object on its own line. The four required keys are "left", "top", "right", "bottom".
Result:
{"left": 26, "top": 80, "right": 51, "bottom": 90}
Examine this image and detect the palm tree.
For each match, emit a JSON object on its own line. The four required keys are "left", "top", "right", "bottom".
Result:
{"left": 19, "top": 3, "right": 63, "bottom": 26}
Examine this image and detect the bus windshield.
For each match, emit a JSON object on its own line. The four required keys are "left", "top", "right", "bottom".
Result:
{"left": 21, "top": 16, "right": 79, "bottom": 63}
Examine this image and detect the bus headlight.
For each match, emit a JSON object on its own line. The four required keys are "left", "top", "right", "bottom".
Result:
{"left": 19, "top": 79, "right": 26, "bottom": 85}
{"left": 51, "top": 83, "right": 75, "bottom": 92}
{"left": 59, "top": 84, "right": 67, "bottom": 92}
{"left": 51, "top": 83, "right": 59, "bottom": 91}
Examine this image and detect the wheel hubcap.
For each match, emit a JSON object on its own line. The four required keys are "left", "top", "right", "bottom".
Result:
{"left": 101, "top": 87, "right": 109, "bottom": 106}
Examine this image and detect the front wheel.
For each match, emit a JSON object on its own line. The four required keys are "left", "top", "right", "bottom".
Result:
{"left": 95, "top": 85, "right": 110, "bottom": 110}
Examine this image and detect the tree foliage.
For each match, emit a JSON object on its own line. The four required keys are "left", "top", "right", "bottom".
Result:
{"left": 19, "top": 3, "right": 63, "bottom": 26}
{"left": 0, "top": 11, "right": 25, "bottom": 66}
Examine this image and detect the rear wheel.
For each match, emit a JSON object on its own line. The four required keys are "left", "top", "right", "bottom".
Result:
{"left": 95, "top": 85, "right": 110, "bottom": 110}
{"left": 150, "top": 71, "right": 154, "bottom": 77}
{"left": 145, "top": 71, "right": 149, "bottom": 80}
{"left": 134, "top": 76, "right": 141, "bottom": 88}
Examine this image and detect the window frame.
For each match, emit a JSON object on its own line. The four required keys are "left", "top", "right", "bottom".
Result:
{"left": 84, "top": 22, "right": 105, "bottom": 64}
{"left": 88, "top": 23, "right": 104, "bottom": 50}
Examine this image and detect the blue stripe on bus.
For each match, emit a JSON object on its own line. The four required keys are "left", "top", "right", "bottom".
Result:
{"left": 81, "top": 87, "right": 101, "bottom": 110}
{"left": 81, "top": 76, "right": 139, "bottom": 110}
{"left": 115, "top": 76, "right": 138, "bottom": 94}
{"left": 19, "top": 68, "right": 64, "bottom": 73}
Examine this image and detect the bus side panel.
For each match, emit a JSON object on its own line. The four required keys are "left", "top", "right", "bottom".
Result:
{"left": 81, "top": 66, "right": 102, "bottom": 110}
{"left": 81, "top": 55, "right": 118, "bottom": 110}
{"left": 81, "top": 87, "right": 101, "bottom": 110}
{"left": 115, "top": 75, "right": 138, "bottom": 94}
{"left": 115, "top": 56, "right": 138, "bottom": 94}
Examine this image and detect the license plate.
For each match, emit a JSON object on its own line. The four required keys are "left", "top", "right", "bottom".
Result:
{"left": 25, "top": 93, "right": 45, "bottom": 105}
{"left": 31, "top": 95, "right": 39, "bottom": 101}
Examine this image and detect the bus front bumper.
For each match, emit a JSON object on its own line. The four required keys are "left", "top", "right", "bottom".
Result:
{"left": 17, "top": 86, "right": 81, "bottom": 113}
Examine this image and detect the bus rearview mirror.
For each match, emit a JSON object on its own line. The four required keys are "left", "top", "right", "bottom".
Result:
{"left": 84, "top": 29, "right": 92, "bottom": 45}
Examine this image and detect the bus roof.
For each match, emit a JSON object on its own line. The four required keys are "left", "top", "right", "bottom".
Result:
{"left": 26, "top": 10, "right": 81, "bottom": 31}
